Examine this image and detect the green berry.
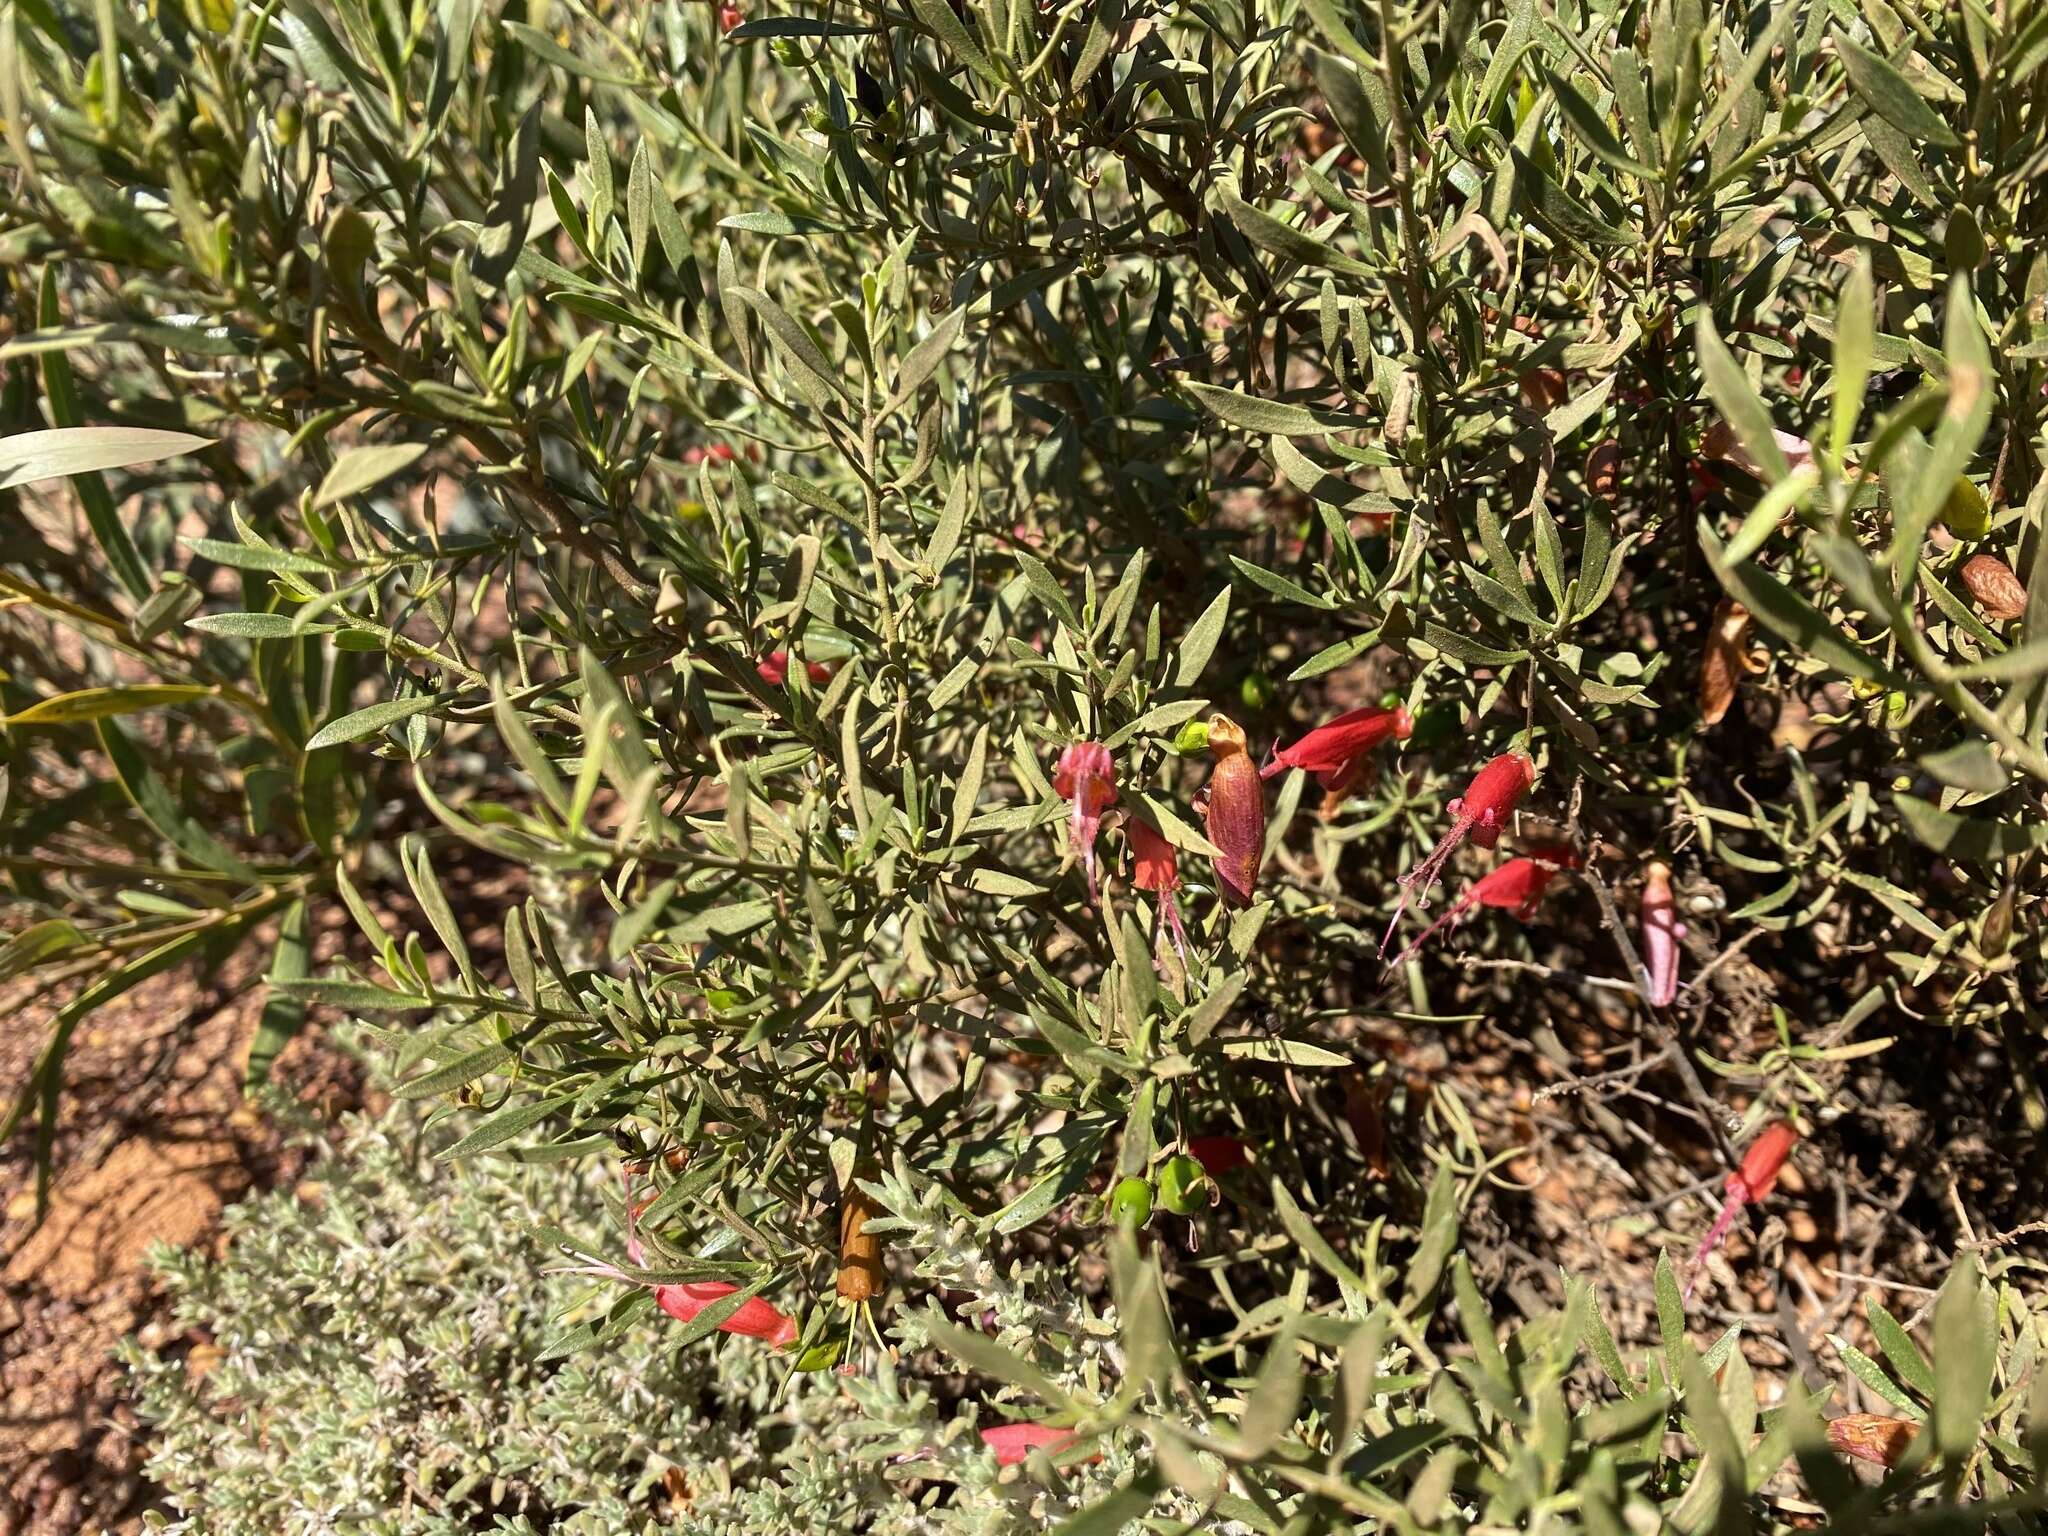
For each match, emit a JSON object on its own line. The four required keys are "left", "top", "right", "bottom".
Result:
{"left": 1155, "top": 1154, "right": 1211, "bottom": 1216}
{"left": 1107, "top": 1176, "right": 1153, "bottom": 1227}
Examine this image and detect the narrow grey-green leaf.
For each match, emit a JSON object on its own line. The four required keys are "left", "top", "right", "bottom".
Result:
{"left": 313, "top": 441, "right": 430, "bottom": 508}
{"left": 1834, "top": 31, "right": 1960, "bottom": 147}
{"left": 0, "top": 426, "right": 213, "bottom": 489}
{"left": 1175, "top": 586, "right": 1232, "bottom": 686}
{"left": 307, "top": 693, "right": 453, "bottom": 751}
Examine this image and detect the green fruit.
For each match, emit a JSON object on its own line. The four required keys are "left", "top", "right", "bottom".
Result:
{"left": 1239, "top": 671, "right": 1275, "bottom": 713}
{"left": 1155, "top": 1154, "right": 1211, "bottom": 1216}
{"left": 1107, "top": 1176, "right": 1153, "bottom": 1227}
{"left": 1172, "top": 719, "right": 1211, "bottom": 756}
{"left": 1941, "top": 477, "right": 1990, "bottom": 540}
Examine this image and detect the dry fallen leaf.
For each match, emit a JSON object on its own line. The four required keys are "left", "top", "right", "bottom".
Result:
{"left": 1585, "top": 439, "right": 1620, "bottom": 501}
{"left": 1340, "top": 1067, "right": 1389, "bottom": 1179}
{"left": 1960, "top": 553, "right": 2027, "bottom": 621}
{"left": 1699, "top": 598, "right": 1764, "bottom": 726}
{"left": 1826, "top": 1413, "right": 1917, "bottom": 1470}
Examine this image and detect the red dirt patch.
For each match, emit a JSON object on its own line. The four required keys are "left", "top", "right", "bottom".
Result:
{"left": 0, "top": 928, "right": 363, "bottom": 1536}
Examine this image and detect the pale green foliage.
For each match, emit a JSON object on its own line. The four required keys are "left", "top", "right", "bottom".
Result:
{"left": 7, "top": 0, "right": 2048, "bottom": 1526}
{"left": 127, "top": 1111, "right": 2048, "bottom": 1533}
{"left": 122, "top": 1111, "right": 889, "bottom": 1535}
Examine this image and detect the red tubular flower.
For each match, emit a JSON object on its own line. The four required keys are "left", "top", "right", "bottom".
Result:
{"left": 1202, "top": 716, "right": 1265, "bottom": 908}
{"left": 1126, "top": 817, "right": 1190, "bottom": 960}
{"left": 1053, "top": 743, "right": 1119, "bottom": 902}
{"left": 1380, "top": 752, "right": 1537, "bottom": 957}
{"left": 1382, "top": 845, "right": 1578, "bottom": 970}
{"left": 1187, "top": 1135, "right": 1250, "bottom": 1178}
{"left": 654, "top": 1281, "right": 799, "bottom": 1347}
{"left": 980, "top": 1423, "right": 1087, "bottom": 1466}
{"left": 1641, "top": 861, "right": 1684, "bottom": 1008}
{"left": 1260, "top": 705, "right": 1412, "bottom": 788}
{"left": 1685, "top": 1119, "right": 1800, "bottom": 1299}
{"left": 757, "top": 651, "right": 833, "bottom": 686}
{"left": 1729, "top": 1120, "right": 1799, "bottom": 1202}
{"left": 717, "top": 3, "right": 743, "bottom": 30}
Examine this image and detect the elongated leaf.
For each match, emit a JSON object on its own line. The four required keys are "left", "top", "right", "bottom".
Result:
{"left": 0, "top": 426, "right": 212, "bottom": 489}
{"left": 1930, "top": 1255, "right": 1995, "bottom": 1459}
{"left": 1696, "top": 313, "right": 1790, "bottom": 483}
{"left": 1185, "top": 383, "right": 1366, "bottom": 437}
{"left": 5, "top": 684, "right": 212, "bottom": 726}
{"left": 1835, "top": 32, "right": 1959, "bottom": 147}
{"left": 244, "top": 900, "right": 310, "bottom": 1089}
{"left": 1545, "top": 69, "right": 1655, "bottom": 177}
{"left": 306, "top": 693, "right": 452, "bottom": 750}
{"left": 1511, "top": 149, "right": 1634, "bottom": 248}
{"left": 440, "top": 1090, "right": 577, "bottom": 1158}
{"left": 393, "top": 1038, "right": 519, "bottom": 1099}
{"left": 907, "top": 0, "right": 998, "bottom": 81}
{"left": 1214, "top": 182, "right": 1372, "bottom": 277}
{"left": 1700, "top": 520, "right": 1901, "bottom": 686}
{"left": 1175, "top": 586, "right": 1232, "bottom": 686}
{"left": 924, "top": 1312, "right": 1071, "bottom": 1404}
{"left": 886, "top": 304, "right": 966, "bottom": 413}
{"left": 1893, "top": 792, "right": 2048, "bottom": 860}
{"left": 313, "top": 441, "right": 429, "bottom": 508}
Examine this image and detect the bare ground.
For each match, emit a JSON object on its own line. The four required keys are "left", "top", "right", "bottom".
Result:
{"left": 0, "top": 923, "right": 365, "bottom": 1536}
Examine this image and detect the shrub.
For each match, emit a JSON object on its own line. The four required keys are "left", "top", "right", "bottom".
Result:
{"left": 125, "top": 1107, "right": 2048, "bottom": 1532}
{"left": 122, "top": 1110, "right": 904, "bottom": 1534}
{"left": 6, "top": 0, "right": 2048, "bottom": 1526}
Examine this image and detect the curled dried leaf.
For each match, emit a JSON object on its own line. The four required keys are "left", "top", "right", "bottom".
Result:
{"left": 837, "top": 1172, "right": 884, "bottom": 1303}
{"left": 1585, "top": 439, "right": 1620, "bottom": 501}
{"left": 1518, "top": 368, "right": 1568, "bottom": 412}
{"left": 1700, "top": 420, "right": 1817, "bottom": 479}
{"left": 1826, "top": 1413, "right": 1917, "bottom": 1470}
{"left": 1699, "top": 598, "right": 1762, "bottom": 726}
{"left": 1959, "top": 554, "right": 2027, "bottom": 622}
{"left": 1340, "top": 1067, "right": 1388, "bottom": 1178}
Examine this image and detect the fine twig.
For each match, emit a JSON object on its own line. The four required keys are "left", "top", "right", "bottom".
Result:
{"left": 1578, "top": 862, "right": 1736, "bottom": 1166}
{"left": 1533, "top": 1043, "right": 1674, "bottom": 1103}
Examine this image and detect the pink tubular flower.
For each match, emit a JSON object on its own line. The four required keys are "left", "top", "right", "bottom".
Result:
{"left": 1126, "top": 817, "right": 1190, "bottom": 960}
{"left": 1382, "top": 845, "right": 1578, "bottom": 970}
{"left": 1641, "top": 862, "right": 1685, "bottom": 1007}
{"left": 1053, "top": 742, "right": 1119, "bottom": 902}
{"left": 1261, "top": 705, "right": 1412, "bottom": 788}
{"left": 1380, "top": 752, "right": 1537, "bottom": 957}
{"left": 757, "top": 651, "right": 832, "bottom": 687}
{"left": 654, "top": 1281, "right": 799, "bottom": 1347}
{"left": 1685, "top": 1119, "right": 1800, "bottom": 1300}
{"left": 981, "top": 1423, "right": 1082, "bottom": 1466}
